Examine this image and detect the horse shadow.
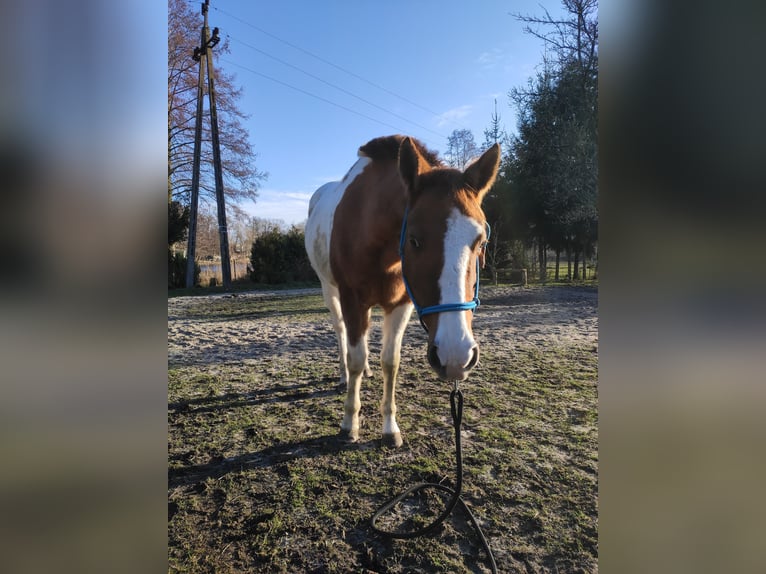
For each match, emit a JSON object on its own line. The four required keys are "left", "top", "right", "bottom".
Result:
{"left": 168, "top": 432, "right": 377, "bottom": 489}
{"left": 168, "top": 377, "right": 342, "bottom": 416}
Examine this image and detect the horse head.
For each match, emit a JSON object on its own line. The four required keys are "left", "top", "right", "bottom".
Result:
{"left": 398, "top": 137, "right": 501, "bottom": 381}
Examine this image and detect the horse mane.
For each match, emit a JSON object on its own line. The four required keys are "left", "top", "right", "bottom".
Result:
{"left": 358, "top": 135, "right": 443, "bottom": 168}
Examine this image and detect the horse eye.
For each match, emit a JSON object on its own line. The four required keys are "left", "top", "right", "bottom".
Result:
{"left": 409, "top": 236, "right": 420, "bottom": 249}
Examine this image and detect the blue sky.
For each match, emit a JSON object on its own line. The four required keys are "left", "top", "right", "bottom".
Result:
{"left": 204, "top": 0, "right": 568, "bottom": 224}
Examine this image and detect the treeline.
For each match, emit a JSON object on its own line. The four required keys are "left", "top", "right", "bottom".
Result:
{"left": 168, "top": 200, "right": 198, "bottom": 288}
{"left": 478, "top": 0, "right": 598, "bottom": 282}
{"left": 168, "top": 208, "right": 315, "bottom": 287}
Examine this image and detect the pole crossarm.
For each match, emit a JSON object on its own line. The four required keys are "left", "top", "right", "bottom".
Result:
{"left": 192, "top": 27, "right": 220, "bottom": 61}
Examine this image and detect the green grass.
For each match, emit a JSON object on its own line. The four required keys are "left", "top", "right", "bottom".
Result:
{"left": 482, "top": 258, "right": 598, "bottom": 288}
{"left": 168, "top": 278, "right": 320, "bottom": 298}
{"left": 175, "top": 293, "right": 326, "bottom": 322}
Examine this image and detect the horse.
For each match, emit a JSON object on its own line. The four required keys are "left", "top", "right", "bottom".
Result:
{"left": 305, "top": 135, "right": 500, "bottom": 447}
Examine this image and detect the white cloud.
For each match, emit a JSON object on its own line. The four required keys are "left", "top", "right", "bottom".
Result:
{"left": 245, "top": 189, "right": 313, "bottom": 225}
{"left": 476, "top": 47, "right": 505, "bottom": 68}
{"left": 475, "top": 45, "right": 519, "bottom": 77}
{"left": 436, "top": 104, "right": 474, "bottom": 128}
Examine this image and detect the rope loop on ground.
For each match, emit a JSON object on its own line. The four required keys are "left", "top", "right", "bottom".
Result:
{"left": 370, "top": 388, "right": 498, "bottom": 573}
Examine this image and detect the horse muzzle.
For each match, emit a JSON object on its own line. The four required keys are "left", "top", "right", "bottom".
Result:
{"left": 427, "top": 343, "right": 479, "bottom": 381}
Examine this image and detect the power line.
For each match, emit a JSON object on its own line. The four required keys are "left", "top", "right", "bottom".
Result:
{"left": 212, "top": 5, "right": 466, "bottom": 130}
{"left": 226, "top": 34, "right": 447, "bottom": 139}
{"left": 221, "top": 58, "right": 410, "bottom": 136}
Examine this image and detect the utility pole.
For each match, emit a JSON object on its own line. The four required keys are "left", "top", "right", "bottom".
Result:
{"left": 185, "top": 0, "right": 232, "bottom": 289}
{"left": 184, "top": 3, "right": 206, "bottom": 289}
{"left": 204, "top": 17, "right": 232, "bottom": 289}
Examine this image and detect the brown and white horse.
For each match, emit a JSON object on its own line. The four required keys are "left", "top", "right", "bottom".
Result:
{"left": 305, "top": 135, "right": 500, "bottom": 447}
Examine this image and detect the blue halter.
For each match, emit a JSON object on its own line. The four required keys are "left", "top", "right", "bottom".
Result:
{"left": 399, "top": 207, "right": 490, "bottom": 331}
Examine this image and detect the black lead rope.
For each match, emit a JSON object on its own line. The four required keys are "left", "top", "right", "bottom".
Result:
{"left": 371, "top": 387, "right": 498, "bottom": 573}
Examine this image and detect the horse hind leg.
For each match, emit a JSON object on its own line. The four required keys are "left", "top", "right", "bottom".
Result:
{"left": 380, "top": 304, "right": 414, "bottom": 448}
{"left": 320, "top": 282, "right": 349, "bottom": 391}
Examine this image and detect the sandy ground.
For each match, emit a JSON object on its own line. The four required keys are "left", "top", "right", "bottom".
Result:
{"left": 168, "top": 285, "right": 598, "bottom": 368}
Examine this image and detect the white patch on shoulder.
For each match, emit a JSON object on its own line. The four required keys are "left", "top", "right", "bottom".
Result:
{"left": 305, "top": 157, "right": 371, "bottom": 284}
{"left": 434, "top": 208, "right": 483, "bottom": 367}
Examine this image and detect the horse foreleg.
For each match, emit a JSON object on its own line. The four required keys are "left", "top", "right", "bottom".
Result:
{"left": 339, "top": 299, "right": 370, "bottom": 443}
{"left": 363, "top": 308, "right": 373, "bottom": 378}
{"left": 340, "top": 336, "right": 368, "bottom": 442}
{"left": 380, "top": 303, "right": 414, "bottom": 447}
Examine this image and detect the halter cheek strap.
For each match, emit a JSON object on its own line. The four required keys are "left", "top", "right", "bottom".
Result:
{"left": 399, "top": 207, "right": 490, "bottom": 331}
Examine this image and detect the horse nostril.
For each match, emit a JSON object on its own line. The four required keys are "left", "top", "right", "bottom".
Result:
{"left": 465, "top": 346, "right": 480, "bottom": 370}
{"left": 427, "top": 344, "right": 441, "bottom": 370}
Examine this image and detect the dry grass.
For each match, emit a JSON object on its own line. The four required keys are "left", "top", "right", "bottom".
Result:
{"left": 168, "top": 285, "right": 598, "bottom": 573}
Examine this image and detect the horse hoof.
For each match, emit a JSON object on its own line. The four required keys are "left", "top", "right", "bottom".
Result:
{"left": 338, "top": 428, "right": 359, "bottom": 443}
{"left": 381, "top": 432, "right": 403, "bottom": 448}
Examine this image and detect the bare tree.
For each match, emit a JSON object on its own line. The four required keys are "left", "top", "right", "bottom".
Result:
{"left": 227, "top": 214, "right": 286, "bottom": 256}
{"left": 168, "top": 0, "right": 266, "bottom": 208}
{"left": 194, "top": 209, "right": 220, "bottom": 259}
{"left": 512, "top": 0, "right": 598, "bottom": 75}
{"left": 445, "top": 129, "right": 479, "bottom": 170}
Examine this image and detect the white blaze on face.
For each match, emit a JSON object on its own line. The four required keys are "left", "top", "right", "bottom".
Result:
{"left": 434, "top": 208, "right": 482, "bottom": 372}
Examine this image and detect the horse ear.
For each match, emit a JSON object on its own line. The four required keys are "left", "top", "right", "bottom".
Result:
{"left": 398, "top": 137, "right": 428, "bottom": 196}
{"left": 464, "top": 143, "right": 501, "bottom": 201}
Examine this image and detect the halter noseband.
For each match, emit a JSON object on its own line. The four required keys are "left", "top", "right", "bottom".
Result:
{"left": 399, "top": 206, "right": 490, "bottom": 331}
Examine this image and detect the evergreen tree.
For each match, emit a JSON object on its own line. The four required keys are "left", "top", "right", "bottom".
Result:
{"left": 502, "top": 0, "right": 598, "bottom": 281}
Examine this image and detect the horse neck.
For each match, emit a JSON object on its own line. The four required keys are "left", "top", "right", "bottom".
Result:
{"left": 359, "top": 162, "right": 409, "bottom": 250}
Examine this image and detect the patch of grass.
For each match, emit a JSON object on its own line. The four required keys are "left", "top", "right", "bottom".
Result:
{"left": 168, "top": 279, "right": 320, "bottom": 298}
{"left": 173, "top": 294, "right": 326, "bottom": 323}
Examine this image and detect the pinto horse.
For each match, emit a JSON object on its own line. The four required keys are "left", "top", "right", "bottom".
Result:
{"left": 305, "top": 135, "right": 500, "bottom": 447}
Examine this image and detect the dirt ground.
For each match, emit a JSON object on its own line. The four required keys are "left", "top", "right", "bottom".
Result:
{"left": 168, "top": 284, "right": 598, "bottom": 573}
